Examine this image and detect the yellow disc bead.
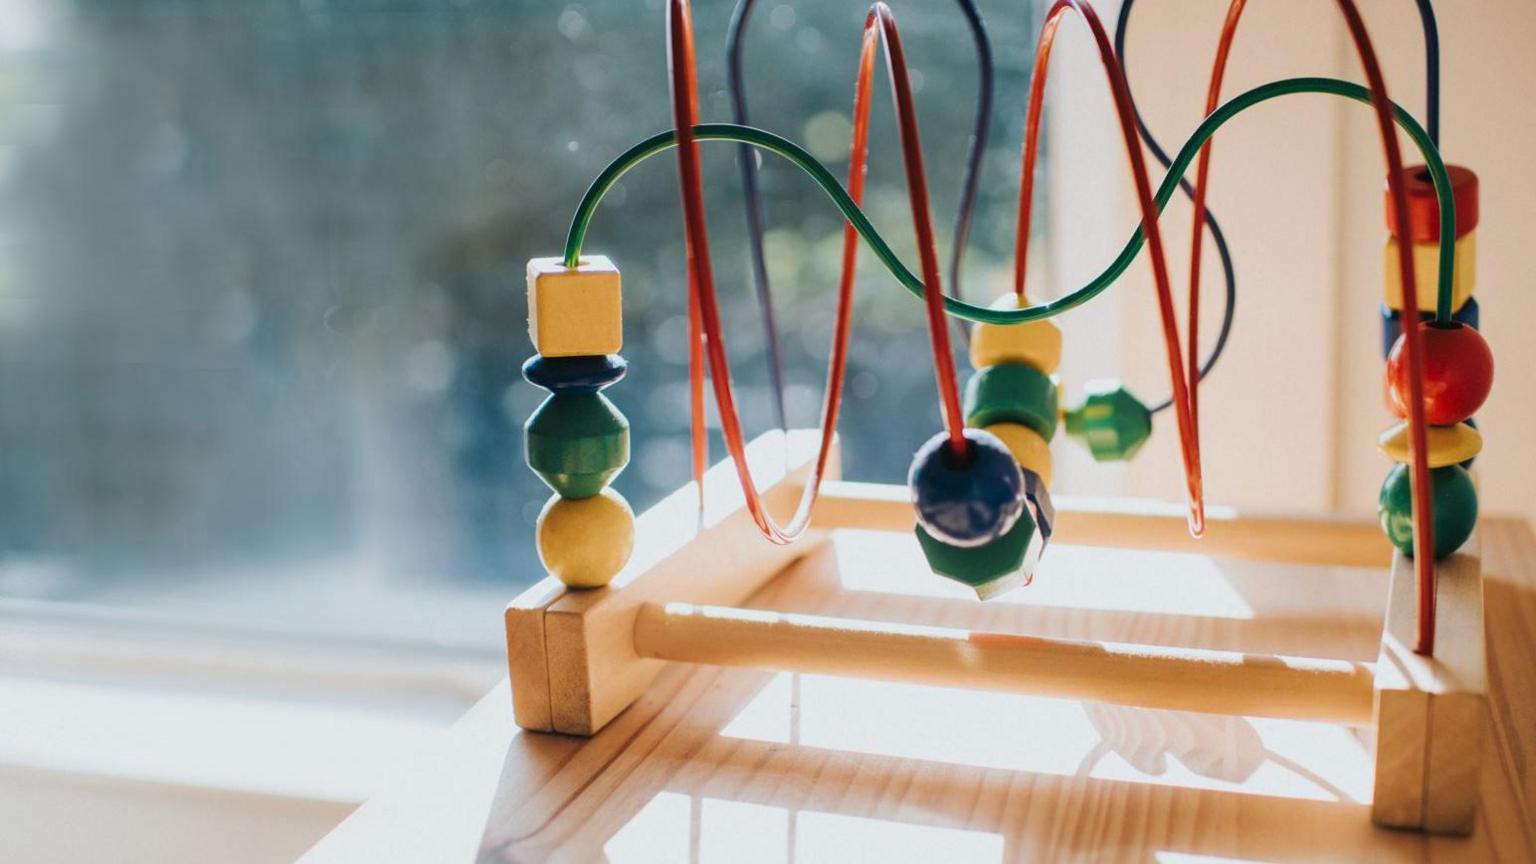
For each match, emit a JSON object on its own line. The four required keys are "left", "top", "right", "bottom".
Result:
{"left": 968, "top": 293, "right": 1063, "bottom": 373}
{"left": 536, "top": 488, "right": 635, "bottom": 589}
{"left": 1376, "top": 420, "right": 1482, "bottom": 468}
{"left": 982, "top": 422, "right": 1053, "bottom": 486}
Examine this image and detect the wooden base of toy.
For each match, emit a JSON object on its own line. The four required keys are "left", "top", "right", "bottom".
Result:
{"left": 506, "top": 431, "right": 1486, "bottom": 836}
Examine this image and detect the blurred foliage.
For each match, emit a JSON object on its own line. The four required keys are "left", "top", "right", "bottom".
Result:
{"left": 0, "top": 0, "right": 1044, "bottom": 620}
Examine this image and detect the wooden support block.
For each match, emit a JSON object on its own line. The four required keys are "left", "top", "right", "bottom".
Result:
{"left": 1371, "top": 535, "right": 1486, "bottom": 834}
{"left": 504, "top": 578, "right": 568, "bottom": 732}
{"left": 811, "top": 481, "right": 1394, "bottom": 569}
{"left": 1383, "top": 232, "right": 1475, "bottom": 314}
{"left": 505, "top": 430, "right": 836, "bottom": 735}
{"left": 526, "top": 255, "right": 623, "bottom": 357}
{"left": 634, "top": 602, "right": 1376, "bottom": 725}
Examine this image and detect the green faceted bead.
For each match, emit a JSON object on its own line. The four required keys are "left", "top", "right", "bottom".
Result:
{"left": 525, "top": 392, "right": 629, "bottom": 498}
{"left": 962, "top": 363, "right": 1058, "bottom": 440}
{"left": 1378, "top": 463, "right": 1477, "bottom": 559}
{"left": 915, "top": 513, "right": 1044, "bottom": 601}
{"left": 1064, "top": 379, "right": 1152, "bottom": 461}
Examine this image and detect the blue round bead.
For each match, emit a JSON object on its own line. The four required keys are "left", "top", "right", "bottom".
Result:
{"left": 522, "top": 354, "right": 627, "bottom": 395}
{"left": 907, "top": 428, "right": 1024, "bottom": 549}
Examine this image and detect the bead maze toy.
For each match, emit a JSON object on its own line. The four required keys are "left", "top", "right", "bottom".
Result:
{"left": 507, "top": 0, "right": 1495, "bottom": 837}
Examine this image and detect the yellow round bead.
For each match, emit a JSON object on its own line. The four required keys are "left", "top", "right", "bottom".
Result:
{"left": 536, "top": 488, "right": 635, "bottom": 589}
{"left": 1376, "top": 421, "right": 1482, "bottom": 468}
{"left": 982, "top": 422, "right": 1053, "bottom": 486}
{"left": 968, "top": 293, "right": 1063, "bottom": 373}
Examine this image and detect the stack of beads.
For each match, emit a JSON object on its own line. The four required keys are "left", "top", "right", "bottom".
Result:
{"left": 1375, "top": 167, "right": 1493, "bottom": 559}
{"left": 908, "top": 293, "right": 1061, "bottom": 600}
{"left": 524, "top": 256, "right": 635, "bottom": 588}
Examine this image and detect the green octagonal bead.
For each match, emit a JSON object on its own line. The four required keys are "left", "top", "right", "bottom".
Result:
{"left": 1064, "top": 379, "right": 1152, "bottom": 462}
{"left": 962, "top": 362, "right": 1059, "bottom": 440}
{"left": 915, "top": 508, "right": 1044, "bottom": 601}
{"left": 525, "top": 392, "right": 630, "bottom": 498}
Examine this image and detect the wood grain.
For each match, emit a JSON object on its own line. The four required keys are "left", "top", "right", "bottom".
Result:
{"left": 304, "top": 518, "right": 1536, "bottom": 863}
{"left": 634, "top": 601, "right": 1375, "bottom": 725}
{"left": 815, "top": 481, "right": 1395, "bottom": 568}
{"left": 1371, "top": 537, "right": 1486, "bottom": 834}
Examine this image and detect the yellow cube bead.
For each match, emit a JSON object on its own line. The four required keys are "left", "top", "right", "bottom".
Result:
{"left": 968, "top": 293, "right": 1062, "bottom": 373}
{"left": 527, "top": 255, "right": 623, "bottom": 357}
{"left": 982, "top": 422, "right": 1053, "bottom": 486}
{"left": 536, "top": 488, "right": 635, "bottom": 589}
{"left": 1376, "top": 421, "right": 1482, "bottom": 468}
{"left": 1383, "top": 231, "right": 1474, "bottom": 313}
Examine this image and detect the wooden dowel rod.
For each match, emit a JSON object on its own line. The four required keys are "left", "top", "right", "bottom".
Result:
{"left": 812, "top": 482, "right": 1392, "bottom": 569}
{"left": 634, "top": 602, "right": 1376, "bottom": 725}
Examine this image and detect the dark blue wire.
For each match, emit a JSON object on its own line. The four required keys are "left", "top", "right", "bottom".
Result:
{"left": 1415, "top": 0, "right": 1440, "bottom": 146}
{"left": 1113, "top": 0, "right": 1238, "bottom": 415}
{"left": 726, "top": 0, "right": 996, "bottom": 429}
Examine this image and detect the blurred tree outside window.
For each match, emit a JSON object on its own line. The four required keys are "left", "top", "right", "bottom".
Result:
{"left": 0, "top": 0, "right": 1045, "bottom": 650}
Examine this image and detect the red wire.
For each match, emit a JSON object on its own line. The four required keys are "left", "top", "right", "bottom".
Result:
{"left": 1185, "top": 0, "right": 1249, "bottom": 474}
{"left": 1185, "top": 1, "right": 1438, "bottom": 654}
{"left": 664, "top": 0, "right": 867, "bottom": 543}
{"left": 1333, "top": 1, "right": 1437, "bottom": 655}
{"left": 869, "top": 3, "right": 969, "bottom": 459}
{"left": 1012, "top": 0, "right": 1206, "bottom": 537}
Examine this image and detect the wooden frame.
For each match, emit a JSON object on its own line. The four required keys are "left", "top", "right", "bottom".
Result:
{"left": 506, "top": 431, "right": 1486, "bottom": 835}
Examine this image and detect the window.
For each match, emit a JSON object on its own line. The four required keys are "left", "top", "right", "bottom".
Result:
{"left": 0, "top": 0, "right": 1047, "bottom": 649}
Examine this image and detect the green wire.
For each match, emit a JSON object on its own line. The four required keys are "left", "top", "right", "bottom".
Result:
{"left": 564, "top": 76, "right": 1457, "bottom": 323}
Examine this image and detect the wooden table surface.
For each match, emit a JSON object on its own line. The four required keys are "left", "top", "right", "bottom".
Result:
{"left": 303, "top": 517, "right": 1536, "bottom": 863}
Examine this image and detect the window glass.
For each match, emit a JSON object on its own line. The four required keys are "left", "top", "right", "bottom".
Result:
{"left": 0, "top": 0, "right": 1043, "bottom": 648}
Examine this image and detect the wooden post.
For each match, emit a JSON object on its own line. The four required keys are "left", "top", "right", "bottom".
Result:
{"left": 812, "top": 481, "right": 1393, "bottom": 568}
{"left": 1371, "top": 535, "right": 1486, "bottom": 834}
{"left": 633, "top": 601, "right": 1376, "bottom": 725}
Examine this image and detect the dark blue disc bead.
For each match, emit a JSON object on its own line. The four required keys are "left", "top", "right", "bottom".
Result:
{"left": 907, "top": 428, "right": 1025, "bottom": 549}
{"left": 1380, "top": 298, "right": 1479, "bottom": 359}
{"left": 522, "top": 354, "right": 627, "bottom": 395}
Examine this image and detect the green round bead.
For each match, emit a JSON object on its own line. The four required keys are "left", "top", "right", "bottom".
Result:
{"left": 962, "top": 363, "right": 1058, "bottom": 440}
{"left": 915, "top": 511, "right": 1044, "bottom": 601}
{"left": 525, "top": 392, "right": 629, "bottom": 498}
{"left": 1064, "top": 380, "right": 1152, "bottom": 461}
{"left": 1377, "top": 463, "right": 1477, "bottom": 559}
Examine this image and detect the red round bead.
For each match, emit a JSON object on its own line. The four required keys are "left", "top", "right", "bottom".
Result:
{"left": 1384, "top": 163, "right": 1478, "bottom": 243}
{"left": 1386, "top": 322, "right": 1493, "bottom": 425}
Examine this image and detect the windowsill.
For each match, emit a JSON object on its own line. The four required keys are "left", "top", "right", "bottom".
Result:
{"left": 0, "top": 597, "right": 502, "bottom": 803}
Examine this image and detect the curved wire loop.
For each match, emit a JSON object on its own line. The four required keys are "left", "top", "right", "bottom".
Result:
{"left": 1011, "top": 0, "right": 1205, "bottom": 536}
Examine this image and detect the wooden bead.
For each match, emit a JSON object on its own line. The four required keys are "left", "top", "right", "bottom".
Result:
{"left": 1386, "top": 321, "right": 1493, "bottom": 426}
{"left": 1383, "top": 232, "right": 1475, "bottom": 314}
{"left": 525, "top": 393, "right": 629, "bottom": 498}
{"left": 914, "top": 515, "right": 1042, "bottom": 601}
{"left": 527, "top": 255, "right": 623, "bottom": 357}
{"left": 1376, "top": 421, "right": 1482, "bottom": 468}
{"left": 522, "top": 354, "right": 627, "bottom": 395}
{"left": 962, "top": 363, "right": 1059, "bottom": 440}
{"left": 536, "top": 489, "right": 635, "bottom": 588}
{"left": 982, "top": 422, "right": 1053, "bottom": 486}
{"left": 1377, "top": 463, "right": 1477, "bottom": 560}
{"left": 968, "top": 293, "right": 1062, "bottom": 373}
{"left": 1385, "top": 163, "right": 1478, "bottom": 243}
{"left": 907, "top": 429, "right": 1023, "bottom": 549}
{"left": 1379, "top": 298, "right": 1478, "bottom": 360}
{"left": 1063, "top": 379, "right": 1152, "bottom": 461}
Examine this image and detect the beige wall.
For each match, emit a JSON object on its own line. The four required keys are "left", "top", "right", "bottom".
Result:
{"left": 1047, "top": 0, "right": 1536, "bottom": 524}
